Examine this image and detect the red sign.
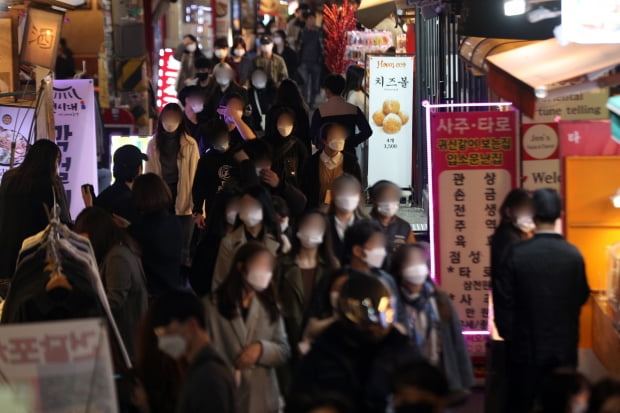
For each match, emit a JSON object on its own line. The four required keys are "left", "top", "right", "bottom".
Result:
{"left": 429, "top": 110, "right": 518, "bottom": 333}
{"left": 560, "top": 120, "right": 620, "bottom": 156}
{"left": 156, "top": 48, "right": 180, "bottom": 110}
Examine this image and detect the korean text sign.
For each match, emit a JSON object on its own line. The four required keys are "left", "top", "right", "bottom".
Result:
{"left": 430, "top": 110, "right": 517, "bottom": 332}
{"left": 0, "top": 318, "right": 118, "bottom": 413}
{"left": 367, "top": 55, "right": 414, "bottom": 188}
{"left": 53, "top": 79, "right": 98, "bottom": 219}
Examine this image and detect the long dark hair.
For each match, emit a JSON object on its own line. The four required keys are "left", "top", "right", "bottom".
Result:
{"left": 343, "top": 65, "right": 365, "bottom": 98}
{"left": 205, "top": 186, "right": 242, "bottom": 239}
{"left": 264, "top": 105, "right": 296, "bottom": 140}
{"left": 155, "top": 103, "right": 186, "bottom": 155}
{"left": 289, "top": 210, "right": 339, "bottom": 270}
{"left": 215, "top": 242, "right": 280, "bottom": 323}
{"left": 275, "top": 79, "right": 307, "bottom": 111}
{"left": 242, "top": 185, "right": 284, "bottom": 249}
{"left": 14, "top": 139, "right": 61, "bottom": 189}
{"left": 499, "top": 188, "right": 531, "bottom": 224}
{"left": 74, "top": 207, "right": 139, "bottom": 264}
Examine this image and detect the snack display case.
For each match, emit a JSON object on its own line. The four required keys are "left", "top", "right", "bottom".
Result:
{"left": 345, "top": 30, "right": 393, "bottom": 66}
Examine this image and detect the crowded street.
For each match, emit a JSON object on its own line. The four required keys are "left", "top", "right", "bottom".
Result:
{"left": 0, "top": 0, "right": 620, "bottom": 412}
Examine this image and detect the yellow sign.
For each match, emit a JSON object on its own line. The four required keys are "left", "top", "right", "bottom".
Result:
{"left": 523, "top": 89, "right": 609, "bottom": 124}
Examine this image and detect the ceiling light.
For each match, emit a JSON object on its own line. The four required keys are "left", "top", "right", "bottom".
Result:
{"left": 504, "top": 0, "right": 527, "bottom": 16}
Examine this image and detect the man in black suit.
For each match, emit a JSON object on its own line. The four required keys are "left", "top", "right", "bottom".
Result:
{"left": 494, "top": 188, "right": 590, "bottom": 413}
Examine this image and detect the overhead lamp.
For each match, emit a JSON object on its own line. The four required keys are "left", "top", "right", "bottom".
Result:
{"left": 504, "top": 0, "right": 527, "bottom": 16}
{"left": 611, "top": 189, "right": 620, "bottom": 208}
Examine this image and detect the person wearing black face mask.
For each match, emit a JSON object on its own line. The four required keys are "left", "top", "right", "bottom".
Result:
{"left": 289, "top": 273, "right": 420, "bottom": 413}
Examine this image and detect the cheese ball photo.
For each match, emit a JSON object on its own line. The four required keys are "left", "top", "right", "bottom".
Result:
{"left": 382, "top": 113, "right": 403, "bottom": 134}
{"left": 398, "top": 111, "right": 409, "bottom": 125}
{"left": 373, "top": 110, "right": 386, "bottom": 126}
{"left": 382, "top": 100, "right": 400, "bottom": 115}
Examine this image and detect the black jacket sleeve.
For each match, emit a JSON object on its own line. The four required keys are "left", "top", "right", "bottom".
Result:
{"left": 494, "top": 250, "right": 516, "bottom": 341}
{"left": 274, "top": 181, "right": 307, "bottom": 218}
{"left": 192, "top": 157, "right": 209, "bottom": 215}
{"left": 349, "top": 107, "right": 373, "bottom": 148}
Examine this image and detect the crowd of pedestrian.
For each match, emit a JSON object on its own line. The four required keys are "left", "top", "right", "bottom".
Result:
{"left": 0, "top": 3, "right": 613, "bottom": 413}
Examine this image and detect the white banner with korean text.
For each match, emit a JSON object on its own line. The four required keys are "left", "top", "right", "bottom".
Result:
{"left": 367, "top": 55, "right": 414, "bottom": 188}
{"left": 0, "top": 318, "right": 118, "bottom": 413}
{"left": 53, "top": 79, "right": 98, "bottom": 219}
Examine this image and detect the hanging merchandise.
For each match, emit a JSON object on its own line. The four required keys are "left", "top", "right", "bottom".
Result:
{"left": 1, "top": 204, "right": 132, "bottom": 371}
{"left": 345, "top": 30, "right": 393, "bottom": 66}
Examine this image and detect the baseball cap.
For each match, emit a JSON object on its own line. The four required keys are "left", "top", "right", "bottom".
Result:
{"left": 113, "top": 145, "right": 148, "bottom": 170}
{"left": 259, "top": 35, "right": 273, "bottom": 45}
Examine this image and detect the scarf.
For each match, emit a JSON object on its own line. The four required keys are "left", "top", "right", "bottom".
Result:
{"left": 401, "top": 281, "right": 440, "bottom": 364}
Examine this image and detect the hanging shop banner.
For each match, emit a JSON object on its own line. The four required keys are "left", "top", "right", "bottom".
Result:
{"left": 430, "top": 110, "right": 518, "bottom": 332}
{"left": 560, "top": 120, "right": 620, "bottom": 157}
{"left": 521, "top": 122, "right": 561, "bottom": 192}
{"left": 0, "top": 105, "right": 35, "bottom": 182}
{"left": 367, "top": 55, "right": 414, "bottom": 188}
{"left": 0, "top": 318, "right": 118, "bottom": 413}
{"left": 53, "top": 79, "right": 98, "bottom": 219}
{"left": 156, "top": 48, "right": 180, "bottom": 109}
{"left": 522, "top": 89, "right": 609, "bottom": 124}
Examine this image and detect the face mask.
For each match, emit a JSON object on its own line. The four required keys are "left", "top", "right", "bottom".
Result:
{"left": 157, "top": 335, "right": 187, "bottom": 359}
{"left": 186, "top": 43, "right": 197, "bottom": 53}
{"left": 261, "top": 44, "right": 273, "bottom": 54}
{"left": 377, "top": 201, "right": 399, "bottom": 218}
{"left": 280, "top": 217, "right": 289, "bottom": 232}
{"left": 246, "top": 269, "right": 273, "bottom": 292}
{"left": 328, "top": 139, "right": 346, "bottom": 152}
{"left": 255, "top": 167, "right": 263, "bottom": 177}
{"left": 216, "top": 76, "right": 231, "bottom": 86}
{"left": 335, "top": 194, "right": 360, "bottom": 212}
{"left": 226, "top": 210, "right": 237, "bottom": 225}
{"left": 277, "top": 124, "right": 294, "bottom": 137}
{"left": 402, "top": 264, "right": 429, "bottom": 285}
{"left": 252, "top": 78, "right": 267, "bottom": 89}
{"left": 214, "top": 49, "right": 227, "bottom": 58}
{"left": 162, "top": 121, "right": 180, "bottom": 133}
{"left": 190, "top": 103, "right": 204, "bottom": 113}
{"left": 330, "top": 291, "right": 340, "bottom": 311}
{"left": 233, "top": 48, "right": 246, "bottom": 57}
{"left": 297, "top": 229, "right": 324, "bottom": 248}
{"left": 363, "top": 247, "right": 387, "bottom": 268}
{"left": 240, "top": 208, "right": 263, "bottom": 227}
{"left": 196, "top": 72, "right": 210, "bottom": 81}
{"left": 273, "top": 37, "right": 283, "bottom": 45}
{"left": 515, "top": 215, "right": 535, "bottom": 233}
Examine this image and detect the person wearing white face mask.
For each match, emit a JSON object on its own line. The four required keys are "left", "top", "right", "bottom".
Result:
{"left": 273, "top": 210, "right": 340, "bottom": 394}
{"left": 370, "top": 180, "right": 416, "bottom": 269}
{"left": 252, "top": 35, "right": 289, "bottom": 86}
{"left": 212, "top": 186, "right": 288, "bottom": 291}
{"left": 212, "top": 37, "right": 230, "bottom": 66}
{"left": 248, "top": 67, "right": 276, "bottom": 135}
{"left": 205, "top": 242, "right": 290, "bottom": 413}
{"left": 342, "top": 219, "right": 407, "bottom": 327}
{"left": 150, "top": 291, "right": 239, "bottom": 413}
{"left": 265, "top": 107, "right": 308, "bottom": 189}
{"left": 301, "top": 123, "right": 362, "bottom": 209}
{"left": 173, "top": 34, "right": 205, "bottom": 92}
{"left": 229, "top": 36, "right": 252, "bottom": 85}
{"left": 146, "top": 103, "right": 200, "bottom": 272}
{"left": 178, "top": 85, "right": 208, "bottom": 152}
{"left": 390, "top": 243, "right": 474, "bottom": 401}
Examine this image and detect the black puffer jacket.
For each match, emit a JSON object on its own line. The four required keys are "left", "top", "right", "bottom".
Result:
{"left": 288, "top": 320, "right": 419, "bottom": 413}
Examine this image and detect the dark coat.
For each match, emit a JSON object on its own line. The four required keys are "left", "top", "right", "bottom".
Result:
{"left": 302, "top": 151, "right": 362, "bottom": 210}
{"left": 175, "top": 345, "right": 239, "bottom": 413}
{"left": 494, "top": 233, "right": 590, "bottom": 367}
{"left": 128, "top": 210, "right": 184, "bottom": 296}
{"left": 94, "top": 180, "right": 136, "bottom": 223}
{"left": 490, "top": 222, "right": 524, "bottom": 293}
{"left": 265, "top": 134, "right": 309, "bottom": 189}
{"left": 0, "top": 170, "right": 71, "bottom": 279}
{"left": 265, "top": 104, "right": 310, "bottom": 150}
{"left": 290, "top": 321, "right": 419, "bottom": 413}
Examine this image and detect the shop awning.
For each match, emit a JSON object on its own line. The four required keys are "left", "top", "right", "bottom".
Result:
{"left": 486, "top": 39, "right": 620, "bottom": 117}
{"left": 459, "top": 37, "right": 538, "bottom": 76}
